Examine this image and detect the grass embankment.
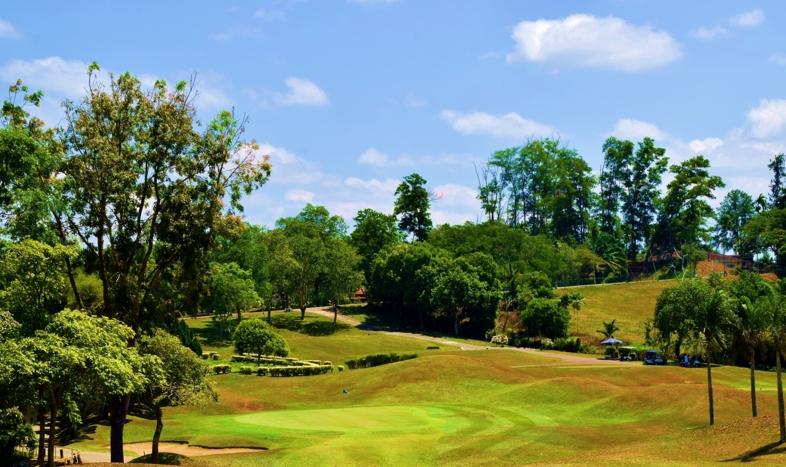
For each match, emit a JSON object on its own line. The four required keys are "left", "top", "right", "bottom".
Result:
{"left": 67, "top": 346, "right": 786, "bottom": 466}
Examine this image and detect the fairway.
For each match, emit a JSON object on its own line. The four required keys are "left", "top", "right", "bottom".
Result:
{"left": 236, "top": 405, "right": 455, "bottom": 433}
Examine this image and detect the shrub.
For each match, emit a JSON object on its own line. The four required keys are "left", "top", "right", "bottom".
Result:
{"left": 549, "top": 337, "right": 583, "bottom": 353}
{"left": 520, "top": 298, "right": 570, "bottom": 339}
{"left": 345, "top": 353, "right": 418, "bottom": 370}
{"left": 490, "top": 335, "right": 508, "bottom": 346}
{"left": 337, "top": 365, "right": 344, "bottom": 372}
{"left": 211, "top": 364, "right": 231, "bottom": 374}
{"left": 267, "top": 365, "right": 333, "bottom": 377}
{"left": 210, "top": 353, "right": 219, "bottom": 361}
{"left": 256, "top": 367, "right": 270, "bottom": 376}
{"left": 239, "top": 366, "right": 253, "bottom": 375}
{"left": 231, "top": 355, "right": 247, "bottom": 362}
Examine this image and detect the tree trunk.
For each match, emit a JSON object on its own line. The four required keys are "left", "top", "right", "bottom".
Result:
{"left": 37, "top": 402, "right": 45, "bottom": 464}
{"left": 300, "top": 306, "right": 306, "bottom": 321}
{"left": 152, "top": 405, "right": 163, "bottom": 464}
{"left": 778, "top": 351, "right": 786, "bottom": 443}
{"left": 750, "top": 348, "right": 758, "bottom": 418}
{"left": 707, "top": 348, "right": 714, "bottom": 426}
{"left": 110, "top": 393, "right": 132, "bottom": 463}
{"left": 454, "top": 311, "right": 459, "bottom": 336}
{"left": 47, "top": 392, "right": 58, "bottom": 467}
{"left": 267, "top": 307, "right": 272, "bottom": 324}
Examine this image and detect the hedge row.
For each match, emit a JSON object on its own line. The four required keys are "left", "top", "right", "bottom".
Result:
{"left": 345, "top": 353, "right": 417, "bottom": 370}
{"left": 211, "top": 364, "right": 231, "bottom": 374}
{"left": 231, "top": 354, "right": 333, "bottom": 366}
{"left": 255, "top": 365, "right": 334, "bottom": 377}
{"left": 201, "top": 351, "right": 219, "bottom": 360}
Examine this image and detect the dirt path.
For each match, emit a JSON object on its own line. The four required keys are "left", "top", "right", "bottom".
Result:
{"left": 306, "top": 307, "right": 635, "bottom": 367}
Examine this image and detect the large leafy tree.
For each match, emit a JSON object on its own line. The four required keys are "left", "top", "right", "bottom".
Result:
{"left": 598, "top": 137, "right": 634, "bottom": 237}
{"left": 203, "top": 262, "right": 259, "bottom": 338}
{"left": 55, "top": 66, "right": 269, "bottom": 460}
{"left": 233, "top": 318, "right": 289, "bottom": 365}
{"left": 394, "top": 173, "right": 432, "bottom": 242}
{"left": 0, "top": 239, "right": 76, "bottom": 335}
{"left": 768, "top": 154, "right": 786, "bottom": 209}
{"left": 323, "top": 239, "right": 363, "bottom": 323}
{"left": 213, "top": 223, "right": 271, "bottom": 304}
{"left": 520, "top": 298, "right": 570, "bottom": 339}
{"left": 350, "top": 208, "right": 401, "bottom": 279}
{"left": 713, "top": 189, "right": 755, "bottom": 255}
{"left": 137, "top": 330, "right": 217, "bottom": 463}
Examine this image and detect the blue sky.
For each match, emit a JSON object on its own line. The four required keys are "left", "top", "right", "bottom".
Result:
{"left": 1, "top": 1, "right": 784, "bottom": 228}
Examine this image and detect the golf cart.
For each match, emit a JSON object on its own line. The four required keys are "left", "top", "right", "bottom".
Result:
{"left": 619, "top": 346, "right": 638, "bottom": 361}
{"left": 643, "top": 349, "right": 665, "bottom": 365}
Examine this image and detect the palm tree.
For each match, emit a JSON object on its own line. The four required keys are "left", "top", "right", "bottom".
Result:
{"left": 697, "top": 290, "right": 737, "bottom": 425}
{"left": 597, "top": 319, "right": 620, "bottom": 339}
{"left": 739, "top": 296, "right": 772, "bottom": 417}
{"left": 762, "top": 290, "right": 786, "bottom": 443}
{"left": 570, "top": 292, "right": 586, "bottom": 334}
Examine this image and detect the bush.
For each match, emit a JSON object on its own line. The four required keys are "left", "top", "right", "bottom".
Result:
{"left": 519, "top": 298, "right": 570, "bottom": 339}
{"left": 337, "top": 365, "right": 344, "bottom": 372}
{"left": 231, "top": 355, "right": 248, "bottom": 362}
{"left": 256, "top": 367, "right": 270, "bottom": 376}
{"left": 344, "top": 353, "right": 418, "bottom": 370}
{"left": 210, "top": 353, "right": 219, "bottom": 360}
{"left": 129, "top": 452, "right": 193, "bottom": 465}
{"left": 267, "top": 365, "right": 333, "bottom": 377}
{"left": 546, "top": 337, "right": 584, "bottom": 353}
{"left": 211, "top": 364, "right": 231, "bottom": 374}
{"left": 490, "top": 335, "right": 508, "bottom": 346}
{"left": 239, "top": 366, "right": 253, "bottom": 375}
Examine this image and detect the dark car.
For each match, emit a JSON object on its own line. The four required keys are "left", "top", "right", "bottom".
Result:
{"left": 643, "top": 350, "right": 665, "bottom": 365}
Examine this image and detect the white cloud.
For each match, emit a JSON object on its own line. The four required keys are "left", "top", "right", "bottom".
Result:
{"left": 747, "top": 99, "right": 786, "bottom": 138}
{"left": 284, "top": 189, "right": 315, "bottom": 202}
{"left": 358, "top": 148, "right": 392, "bottom": 166}
{"left": 0, "top": 17, "right": 19, "bottom": 39}
{"left": 688, "top": 137, "right": 724, "bottom": 153}
{"left": 344, "top": 177, "right": 399, "bottom": 192}
{"left": 690, "top": 26, "right": 728, "bottom": 39}
{"left": 440, "top": 110, "right": 556, "bottom": 139}
{"left": 609, "top": 119, "right": 668, "bottom": 141}
{"left": 254, "top": 9, "right": 286, "bottom": 21}
{"left": 770, "top": 53, "right": 786, "bottom": 65}
{"left": 0, "top": 57, "right": 92, "bottom": 97}
{"left": 405, "top": 92, "right": 427, "bottom": 107}
{"left": 257, "top": 143, "right": 303, "bottom": 165}
{"left": 273, "top": 77, "right": 329, "bottom": 106}
{"left": 506, "top": 14, "right": 681, "bottom": 72}
{"left": 729, "top": 9, "right": 765, "bottom": 27}
{"left": 357, "top": 147, "right": 477, "bottom": 168}
{"left": 209, "top": 25, "right": 263, "bottom": 41}
{"left": 430, "top": 184, "right": 480, "bottom": 225}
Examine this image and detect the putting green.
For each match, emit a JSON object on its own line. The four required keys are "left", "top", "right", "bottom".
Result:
{"left": 235, "top": 406, "right": 458, "bottom": 433}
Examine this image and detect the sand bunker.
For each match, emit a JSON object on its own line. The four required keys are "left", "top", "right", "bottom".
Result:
{"left": 123, "top": 442, "right": 266, "bottom": 457}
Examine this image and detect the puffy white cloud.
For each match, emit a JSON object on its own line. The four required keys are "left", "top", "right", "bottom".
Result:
{"left": 747, "top": 99, "right": 786, "bottom": 138}
{"left": 729, "top": 9, "right": 765, "bottom": 27}
{"left": 358, "top": 148, "right": 393, "bottom": 166}
{"left": 284, "top": 189, "right": 315, "bottom": 202}
{"left": 0, "top": 17, "right": 19, "bottom": 39}
{"left": 357, "top": 146, "right": 477, "bottom": 168}
{"left": 440, "top": 110, "right": 556, "bottom": 139}
{"left": 689, "top": 26, "right": 727, "bottom": 39}
{"left": 430, "top": 184, "right": 480, "bottom": 225}
{"left": 506, "top": 14, "right": 681, "bottom": 72}
{"left": 688, "top": 137, "right": 724, "bottom": 153}
{"left": 273, "top": 77, "right": 329, "bottom": 106}
{"left": 0, "top": 57, "right": 92, "bottom": 97}
{"left": 609, "top": 119, "right": 668, "bottom": 141}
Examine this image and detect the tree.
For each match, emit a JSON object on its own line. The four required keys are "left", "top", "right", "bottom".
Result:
{"left": 233, "top": 318, "right": 289, "bottom": 365}
{"left": 568, "top": 292, "right": 585, "bottom": 334}
{"left": 56, "top": 67, "right": 269, "bottom": 460}
{"left": 323, "top": 239, "right": 363, "bottom": 323}
{"left": 204, "top": 262, "right": 259, "bottom": 338}
{"left": 761, "top": 287, "right": 786, "bottom": 442}
{"left": 350, "top": 208, "right": 401, "bottom": 279}
{"left": 713, "top": 189, "right": 755, "bottom": 255}
{"left": 394, "top": 173, "right": 432, "bottom": 241}
{"left": 286, "top": 233, "right": 325, "bottom": 320}
{"left": 264, "top": 229, "right": 297, "bottom": 322}
{"left": 0, "top": 239, "right": 76, "bottom": 335}
{"left": 738, "top": 296, "right": 771, "bottom": 418}
{"left": 520, "top": 298, "right": 570, "bottom": 339}
{"left": 653, "top": 155, "right": 725, "bottom": 255}
{"left": 597, "top": 319, "right": 620, "bottom": 339}
{"left": 654, "top": 280, "right": 705, "bottom": 357}
{"left": 0, "top": 408, "right": 36, "bottom": 465}
{"left": 137, "top": 330, "right": 217, "bottom": 463}
{"left": 213, "top": 223, "right": 271, "bottom": 304}
{"left": 621, "top": 137, "right": 669, "bottom": 259}
{"left": 768, "top": 154, "right": 786, "bottom": 209}
{"left": 598, "top": 137, "right": 634, "bottom": 236}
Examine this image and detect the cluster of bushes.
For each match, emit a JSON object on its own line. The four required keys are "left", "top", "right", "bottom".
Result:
{"left": 541, "top": 337, "right": 585, "bottom": 353}
{"left": 230, "top": 354, "right": 332, "bottom": 367}
{"left": 211, "top": 364, "right": 231, "bottom": 374}
{"left": 345, "top": 353, "right": 418, "bottom": 370}
{"left": 201, "top": 351, "right": 219, "bottom": 360}
{"left": 258, "top": 365, "right": 334, "bottom": 377}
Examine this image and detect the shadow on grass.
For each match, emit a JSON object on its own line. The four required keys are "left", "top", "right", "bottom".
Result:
{"left": 189, "top": 319, "right": 233, "bottom": 348}
{"left": 271, "top": 313, "right": 351, "bottom": 336}
{"left": 724, "top": 440, "right": 786, "bottom": 462}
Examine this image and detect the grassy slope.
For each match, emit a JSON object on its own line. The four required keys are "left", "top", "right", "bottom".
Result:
{"left": 565, "top": 280, "right": 677, "bottom": 345}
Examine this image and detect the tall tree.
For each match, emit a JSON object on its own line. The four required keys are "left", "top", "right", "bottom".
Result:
{"left": 738, "top": 296, "right": 771, "bottom": 418}
{"left": 57, "top": 67, "right": 269, "bottom": 460}
{"left": 213, "top": 223, "right": 271, "bottom": 303}
{"left": 203, "top": 262, "right": 259, "bottom": 338}
{"left": 768, "top": 154, "right": 786, "bottom": 209}
{"left": 598, "top": 137, "right": 634, "bottom": 236}
{"left": 713, "top": 189, "right": 755, "bottom": 255}
{"left": 137, "top": 330, "right": 216, "bottom": 464}
{"left": 394, "top": 173, "right": 432, "bottom": 241}
{"left": 323, "top": 239, "right": 363, "bottom": 323}
{"left": 621, "top": 137, "right": 668, "bottom": 259}
{"left": 233, "top": 318, "right": 289, "bottom": 365}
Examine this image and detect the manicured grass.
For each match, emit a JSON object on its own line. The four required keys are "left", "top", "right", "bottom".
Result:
{"left": 67, "top": 339, "right": 786, "bottom": 465}
{"left": 565, "top": 280, "right": 677, "bottom": 345}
